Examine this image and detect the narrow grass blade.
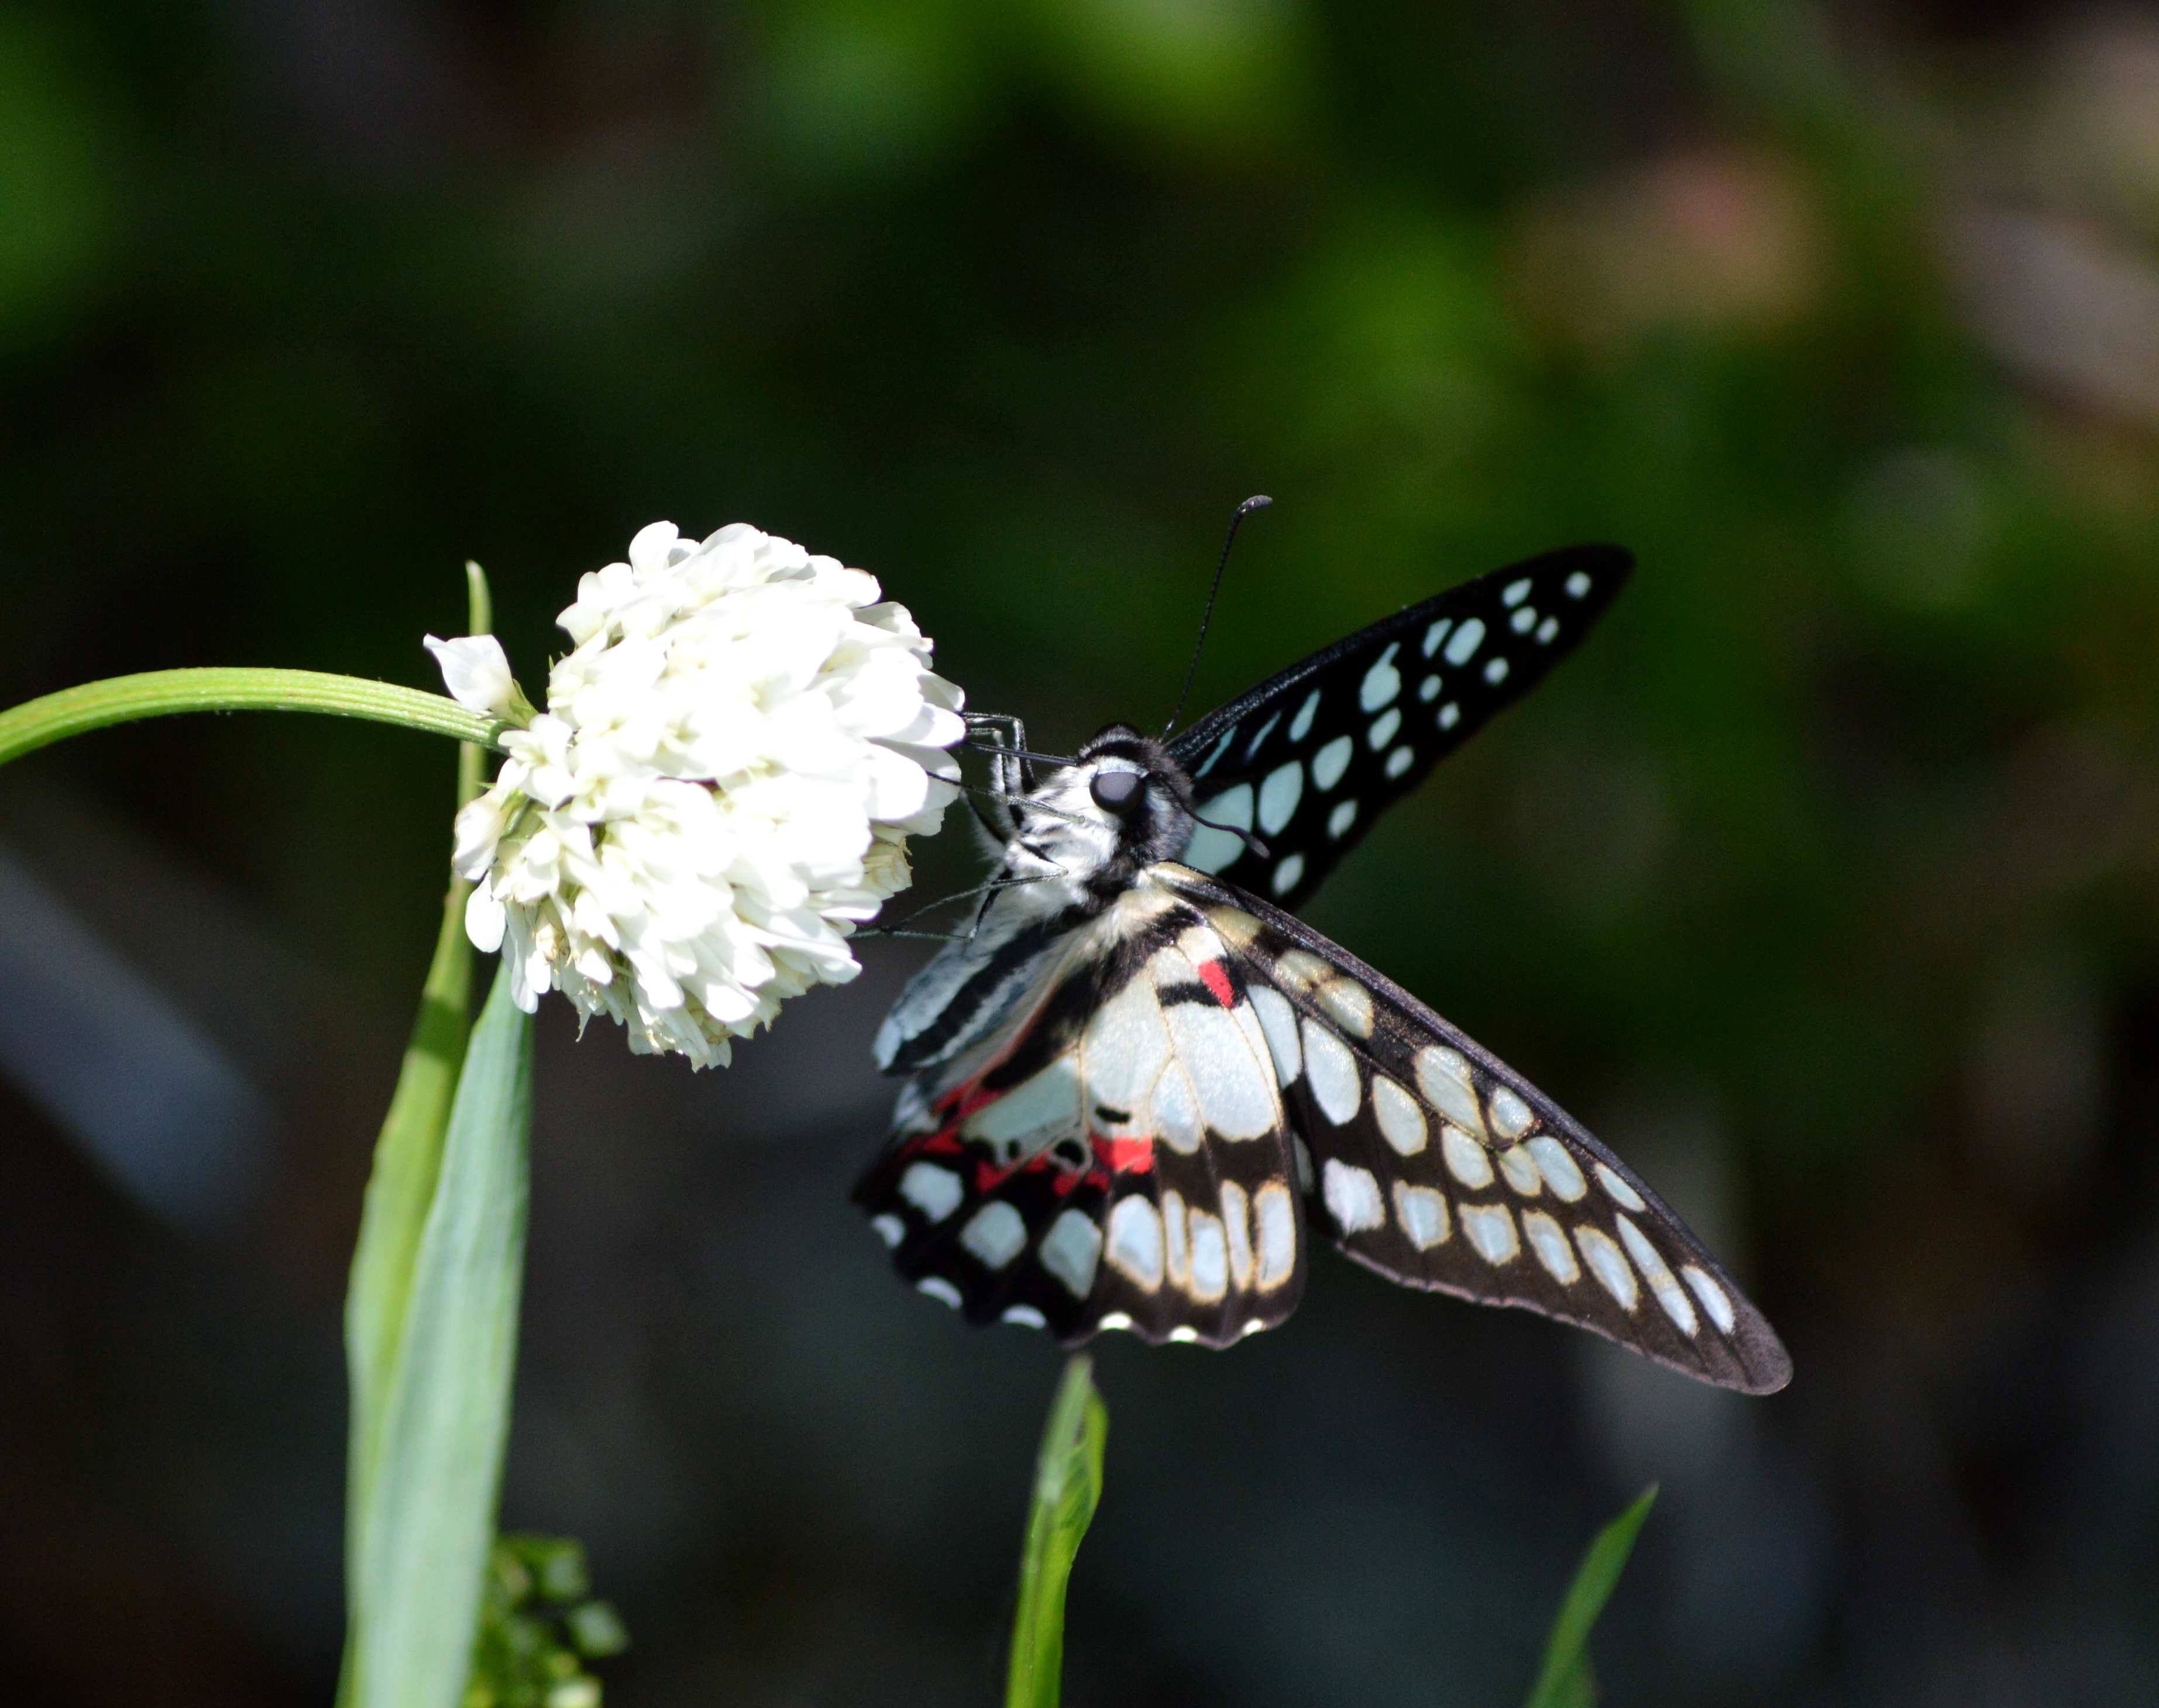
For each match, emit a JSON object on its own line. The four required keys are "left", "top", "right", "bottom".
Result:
{"left": 344, "top": 853, "right": 476, "bottom": 1561}
{"left": 340, "top": 566, "right": 496, "bottom": 1706}
{"left": 1006, "top": 1357, "right": 1109, "bottom": 1708}
{"left": 352, "top": 962, "right": 534, "bottom": 1708}
{"left": 1523, "top": 1486, "right": 1658, "bottom": 1708}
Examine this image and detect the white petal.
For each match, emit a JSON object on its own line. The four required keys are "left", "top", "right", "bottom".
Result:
{"left": 424, "top": 633, "right": 520, "bottom": 717}
{"left": 464, "top": 881, "right": 507, "bottom": 952}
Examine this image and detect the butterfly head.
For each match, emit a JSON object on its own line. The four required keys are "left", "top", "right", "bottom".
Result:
{"left": 1016, "top": 723, "right": 1194, "bottom": 882}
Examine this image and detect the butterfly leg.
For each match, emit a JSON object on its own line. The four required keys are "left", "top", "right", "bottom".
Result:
{"left": 962, "top": 712, "right": 1037, "bottom": 841}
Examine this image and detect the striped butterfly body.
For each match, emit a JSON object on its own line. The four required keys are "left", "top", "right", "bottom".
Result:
{"left": 855, "top": 545, "right": 1792, "bottom": 1393}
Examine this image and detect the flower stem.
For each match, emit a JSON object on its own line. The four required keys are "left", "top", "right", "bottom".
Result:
{"left": 0, "top": 667, "right": 504, "bottom": 770}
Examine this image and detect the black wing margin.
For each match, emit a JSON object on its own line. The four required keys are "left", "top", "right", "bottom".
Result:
{"left": 1166, "top": 545, "right": 1631, "bottom": 912}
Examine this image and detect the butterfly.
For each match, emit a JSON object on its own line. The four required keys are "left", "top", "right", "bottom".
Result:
{"left": 855, "top": 530, "right": 1792, "bottom": 1394}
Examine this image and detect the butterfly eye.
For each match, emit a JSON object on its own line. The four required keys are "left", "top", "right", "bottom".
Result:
{"left": 1089, "top": 769, "right": 1146, "bottom": 814}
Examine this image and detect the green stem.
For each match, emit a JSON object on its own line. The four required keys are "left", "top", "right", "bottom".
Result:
{"left": 0, "top": 667, "right": 506, "bottom": 769}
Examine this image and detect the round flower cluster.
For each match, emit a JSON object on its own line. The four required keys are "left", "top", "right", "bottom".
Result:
{"left": 427, "top": 521, "right": 964, "bottom": 1067}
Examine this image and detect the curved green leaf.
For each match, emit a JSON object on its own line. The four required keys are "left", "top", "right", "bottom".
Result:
{"left": 1524, "top": 1486, "right": 1657, "bottom": 1708}
{"left": 352, "top": 962, "right": 534, "bottom": 1708}
{"left": 1006, "top": 1356, "right": 1109, "bottom": 1708}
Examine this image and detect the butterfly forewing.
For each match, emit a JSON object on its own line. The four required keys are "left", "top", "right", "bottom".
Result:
{"left": 1151, "top": 865, "right": 1790, "bottom": 1392}
{"left": 854, "top": 884, "right": 1309, "bottom": 1347}
{"left": 1167, "top": 545, "right": 1631, "bottom": 912}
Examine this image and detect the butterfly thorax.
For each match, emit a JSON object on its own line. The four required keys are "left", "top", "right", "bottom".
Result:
{"left": 871, "top": 723, "right": 1194, "bottom": 1078}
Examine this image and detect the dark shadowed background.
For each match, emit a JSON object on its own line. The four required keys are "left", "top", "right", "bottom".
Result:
{"left": 5, "top": 0, "right": 2159, "bottom": 1703}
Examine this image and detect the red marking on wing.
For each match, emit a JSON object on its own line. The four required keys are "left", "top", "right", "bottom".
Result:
{"left": 1197, "top": 960, "right": 1236, "bottom": 1008}
{"left": 1092, "top": 1135, "right": 1156, "bottom": 1174}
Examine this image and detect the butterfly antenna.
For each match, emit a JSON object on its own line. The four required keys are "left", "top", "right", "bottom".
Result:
{"left": 1161, "top": 494, "right": 1271, "bottom": 739}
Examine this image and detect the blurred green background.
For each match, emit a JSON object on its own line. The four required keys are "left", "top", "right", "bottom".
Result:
{"left": 5, "top": 0, "right": 2159, "bottom": 1702}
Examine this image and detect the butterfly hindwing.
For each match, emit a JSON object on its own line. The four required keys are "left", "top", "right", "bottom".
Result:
{"left": 854, "top": 882, "right": 1309, "bottom": 1347}
{"left": 1167, "top": 545, "right": 1631, "bottom": 912}
{"left": 1154, "top": 865, "right": 1792, "bottom": 1394}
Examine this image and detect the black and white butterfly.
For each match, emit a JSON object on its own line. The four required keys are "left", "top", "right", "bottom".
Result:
{"left": 855, "top": 533, "right": 1792, "bottom": 1394}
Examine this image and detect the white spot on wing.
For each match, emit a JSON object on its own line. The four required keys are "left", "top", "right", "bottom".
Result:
{"left": 917, "top": 1276, "right": 962, "bottom": 1307}
{"left": 1249, "top": 985, "right": 1302, "bottom": 1086}
{"left": 961, "top": 1201, "right": 1027, "bottom": 1270}
{"left": 1618, "top": 1214, "right": 1697, "bottom": 1335}
{"left": 872, "top": 1213, "right": 905, "bottom": 1248}
{"left": 1368, "top": 706, "right": 1402, "bottom": 749}
{"left": 1483, "top": 656, "right": 1510, "bottom": 685}
{"left": 1384, "top": 745, "right": 1414, "bottom": 779}
{"left": 1184, "top": 782, "right": 1254, "bottom": 874}
{"left": 1163, "top": 1189, "right": 1191, "bottom": 1289}
{"left": 1510, "top": 605, "right": 1537, "bottom": 633}
{"left": 1300, "top": 1018, "right": 1361, "bottom": 1124}
{"left": 1422, "top": 618, "right": 1452, "bottom": 657}
{"left": 1595, "top": 1162, "right": 1647, "bottom": 1212}
{"left": 1503, "top": 578, "right": 1532, "bottom": 606}
{"left": 1418, "top": 674, "right": 1441, "bottom": 702}
{"left": 1254, "top": 1182, "right": 1297, "bottom": 1286}
{"left": 1259, "top": 761, "right": 1304, "bottom": 834}
{"left": 1105, "top": 1195, "right": 1165, "bottom": 1288}
{"left": 1041, "top": 1208, "right": 1103, "bottom": 1298}
{"left": 1243, "top": 710, "right": 1282, "bottom": 757}
{"left": 1322, "top": 1159, "right": 1386, "bottom": 1232}
{"left": 1162, "top": 999, "right": 1276, "bottom": 1140}
{"left": 1498, "top": 1145, "right": 1542, "bottom": 1196}
{"left": 1312, "top": 735, "right": 1353, "bottom": 790}
{"left": 1188, "top": 1208, "right": 1228, "bottom": 1300}
{"left": 1193, "top": 725, "right": 1236, "bottom": 777}
{"left": 1271, "top": 852, "right": 1307, "bottom": 895}
{"left": 1371, "top": 1075, "right": 1426, "bottom": 1155}
{"left": 1489, "top": 1086, "right": 1534, "bottom": 1140}
{"left": 1441, "top": 1122, "right": 1494, "bottom": 1189}
{"left": 1438, "top": 703, "right": 1461, "bottom": 730}
{"left": 1098, "top": 1311, "right": 1134, "bottom": 1331}
{"left": 1523, "top": 1210, "right": 1580, "bottom": 1284}
{"left": 1527, "top": 1135, "right": 1587, "bottom": 1200}
{"left": 1415, "top": 1045, "right": 1488, "bottom": 1138}
{"left": 967, "top": 1054, "right": 1084, "bottom": 1151}
{"left": 1317, "top": 976, "right": 1374, "bottom": 1038}
{"left": 1275, "top": 951, "right": 1328, "bottom": 993}
{"left": 1463, "top": 1203, "right": 1519, "bottom": 1265}
{"left": 1360, "top": 643, "right": 1402, "bottom": 711}
{"left": 1150, "top": 1059, "right": 1202, "bottom": 1152}
{"left": 1082, "top": 978, "right": 1171, "bottom": 1125}
{"left": 1535, "top": 616, "right": 1559, "bottom": 644}
{"left": 1328, "top": 798, "right": 1357, "bottom": 839}
{"left": 1221, "top": 1181, "right": 1254, "bottom": 1287}
{"left": 899, "top": 1163, "right": 962, "bottom": 1223}
{"left": 1566, "top": 570, "right": 1591, "bottom": 598}
{"left": 1208, "top": 905, "right": 1262, "bottom": 948}
{"left": 1393, "top": 1182, "right": 1450, "bottom": 1248}
{"left": 1002, "top": 1304, "right": 1047, "bottom": 1328}
{"left": 1683, "top": 1265, "right": 1737, "bottom": 1334}
{"left": 1444, "top": 618, "right": 1486, "bottom": 664}
{"left": 1576, "top": 1225, "right": 1638, "bottom": 1311}
{"left": 1289, "top": 689, "right": 1321, "bottom": 742}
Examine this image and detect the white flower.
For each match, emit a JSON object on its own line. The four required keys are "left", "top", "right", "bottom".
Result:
{"left": 436, "top": 521, "right": 965, "bottom": 1068}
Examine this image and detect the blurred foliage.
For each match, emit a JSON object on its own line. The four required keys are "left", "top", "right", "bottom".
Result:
{"left": 1006, "top": 1357, "right": 1108, "bottom": 1708}
{"left": 466, "top": 1534, "right": 628, "bottom": 1708}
